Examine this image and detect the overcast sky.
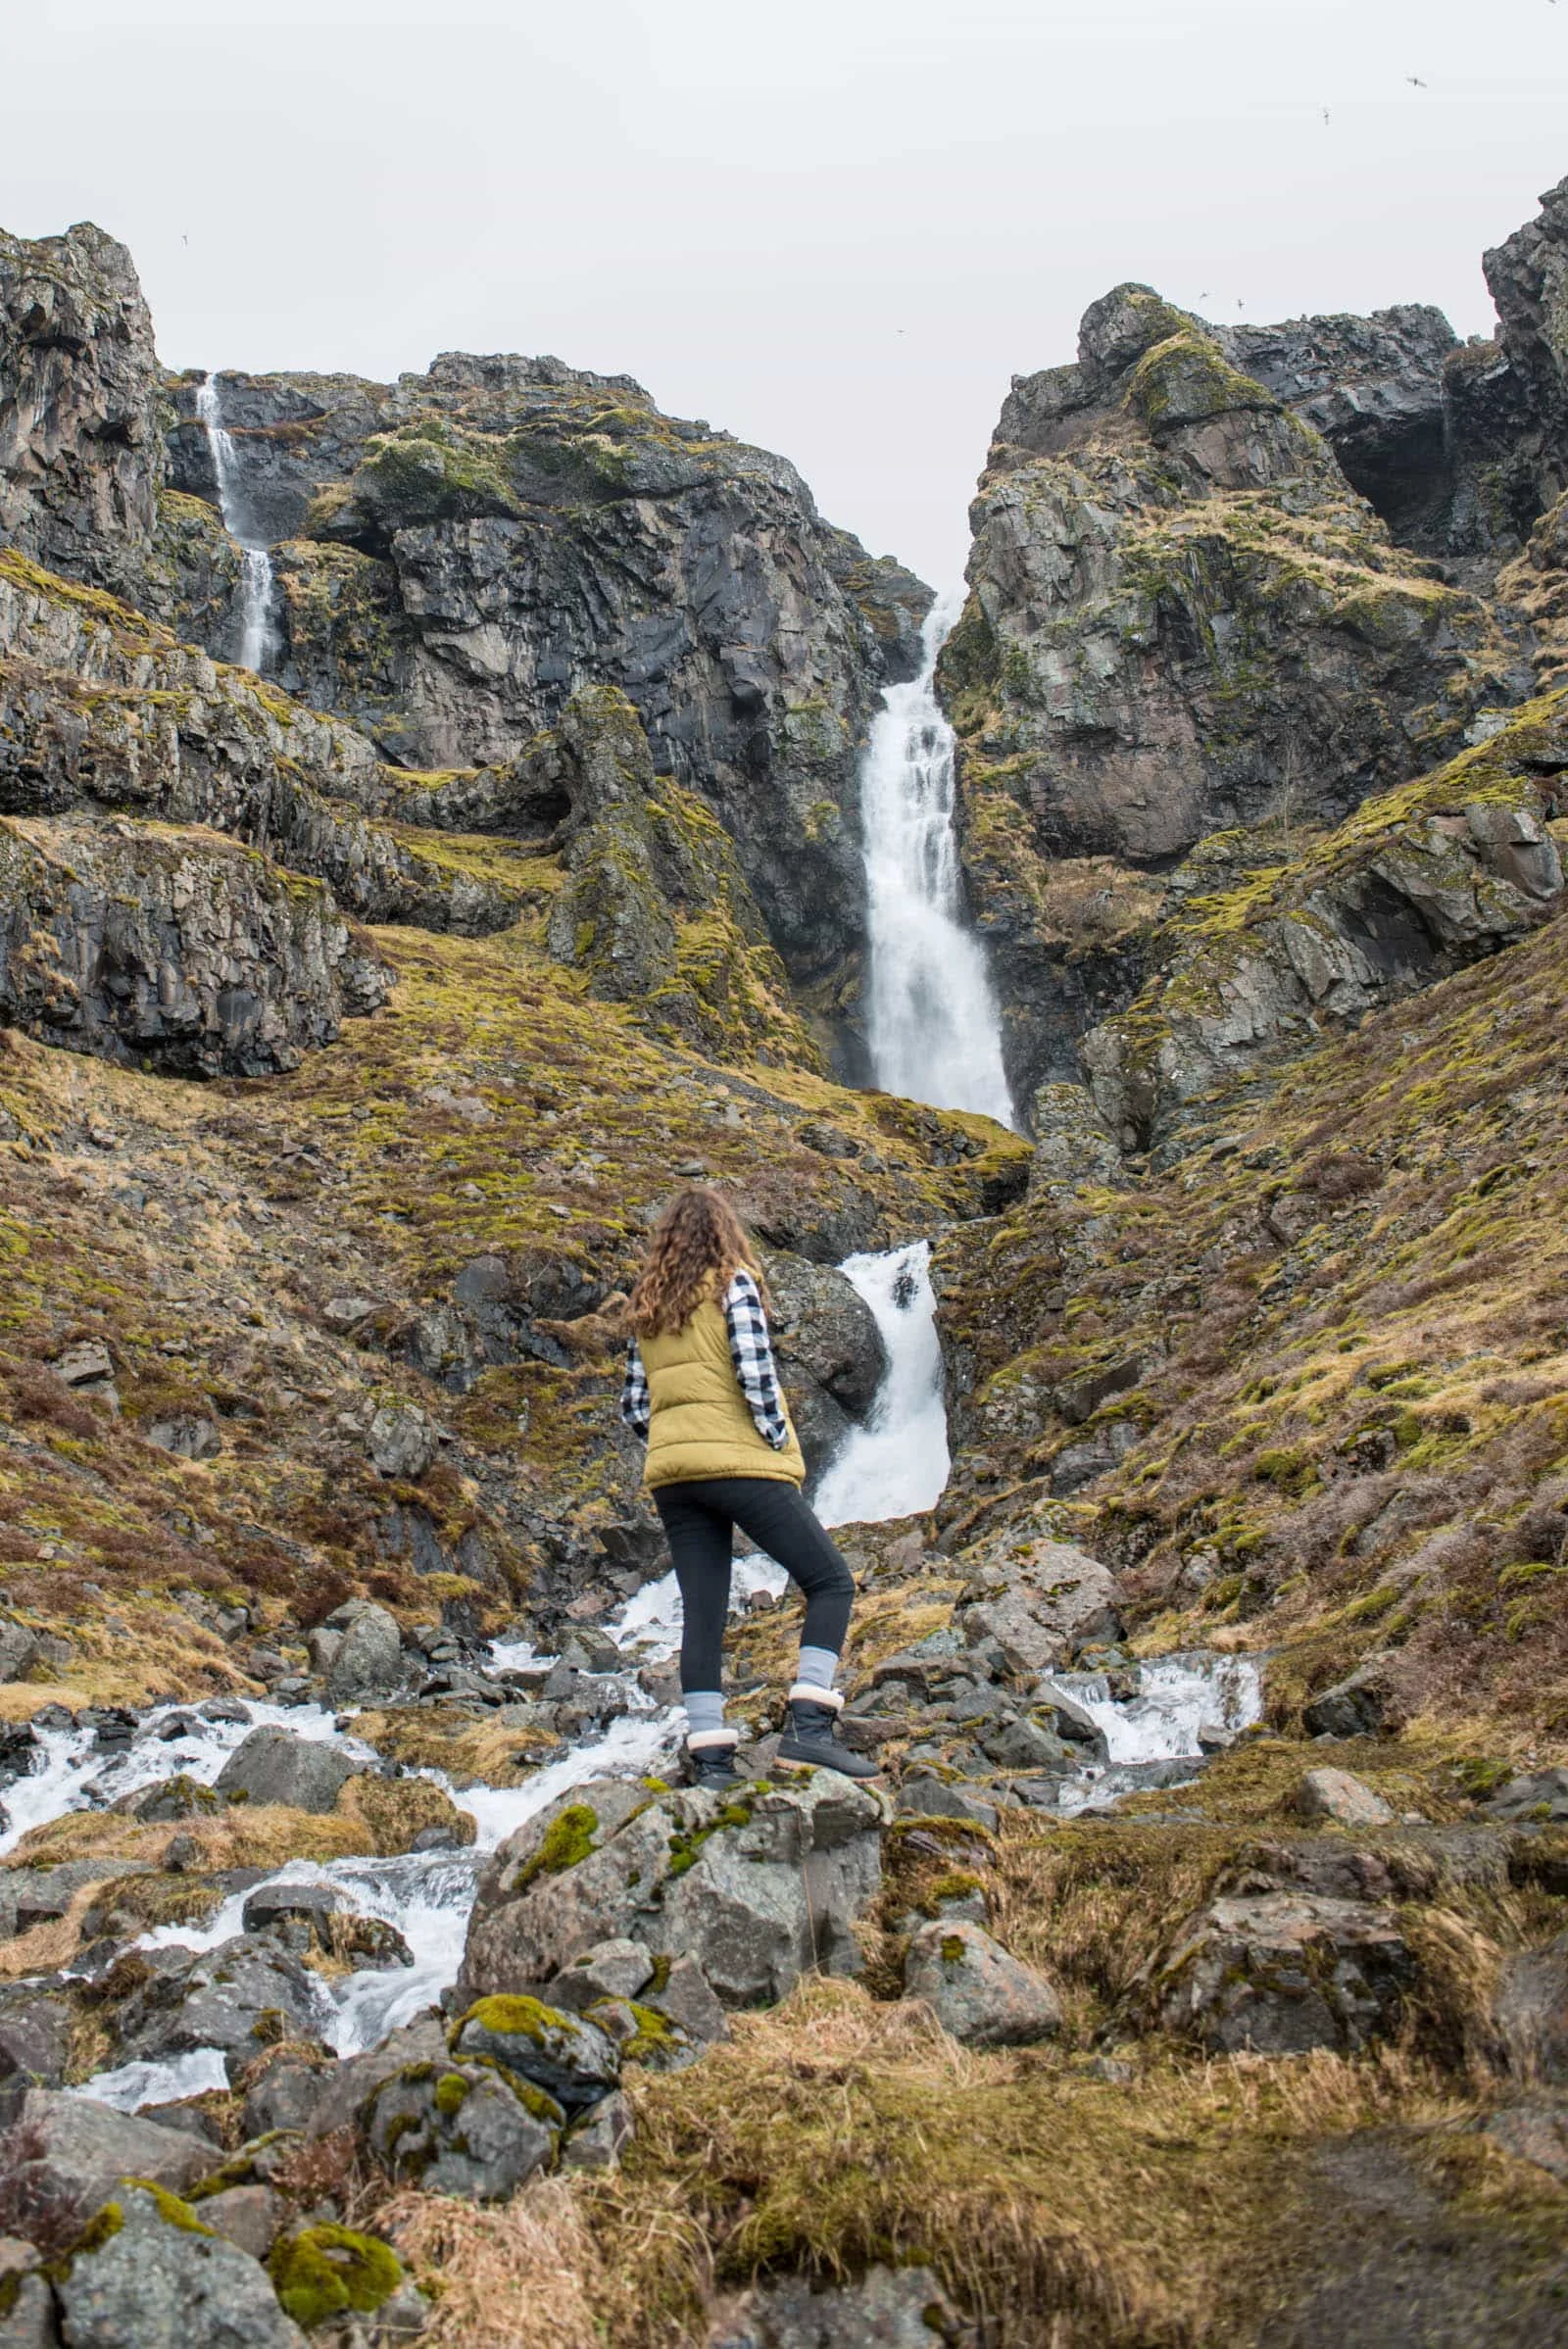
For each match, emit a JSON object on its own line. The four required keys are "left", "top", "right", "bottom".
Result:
{"left": 6, "top": 1, "right": 1568, "bottom": 584}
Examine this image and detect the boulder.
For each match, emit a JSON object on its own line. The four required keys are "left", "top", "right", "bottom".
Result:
{"left": 322, "top": 1604, "right": 404, "bottom": 1704}
{"left": 562, "top": 2087, "right": 634, "bottom": 2172}
{"left": 0, "top": 1986, "right": 71, "bottom": 2123}
{"left": 366, "top": 1406, "right": 438, "bottom": 1482}
{"left": 642, "top": 1955, "right": 730, "bottom": 2046}
{"left": 213, "top": 1727, "right": 356, "bottom": 1815}
{"left": 1, "top": 2091, "right": 209, "bottom": 2236}
{"left": 462, "top": 1773, "right": 886, "bottom": 2010}
{"left": 1292, "top": 1769, "right": 1395, "bottom": 1830}
{"left": 0, "top": 1622, "right": 40, "bottom": 1685}
{"left": 1156, "top": 1892, "right": 1417, "bottom": 2055}
{"left": 52, "top": 2182, "right": 307, "bottom": 2348}
{"left": 302, "top": 2015, "right": 448, "bottom": 2139}
{"left": 544, "top": 1938, "right": 656, "bottom": 2013}
{"left": 448, "top": 1996, "right": 620, "bottom": 2111}
{"left": 194, "top": 2185, "right": 287, "bottom": 2263}
{"left": 956, "top": 1540, "right": 1121, "bottom": 1676}
{"left": 1483, "top": 1768, "right": 1568, "bottom": 1823}
{"left": 143, "top": 1413, "right": 221, "bottom": 1463}
{"left": 1301, "top": 1656, "right": 1402, "bottom": 1739}
{"left": 108, "top": 1935, "right": 322, "bottom": 2078}
{"left": 361, "top": 2061, "right": 559, "bottom": 2200}
{"left": 894, "top": 1776, "right": 999, "bottom": 1835}
{"left": 903, "top": 1921, "right": 1061, "bottom": 2047}
{"left": 1494, "top": 1932, "right": 1568, "bottom": 2083}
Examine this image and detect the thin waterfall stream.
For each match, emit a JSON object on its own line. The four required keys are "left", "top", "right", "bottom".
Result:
{"left": 859, "top": 590, "right": 1014, "bottom": 1127}
{"left": 196, "top": 373, "right": 279, "bottom": 673}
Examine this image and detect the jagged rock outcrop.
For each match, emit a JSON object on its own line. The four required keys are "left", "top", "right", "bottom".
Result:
{"left": 1081, "top": 694, "right": 1567, "bottom": 1149}
{"left": 0, "top": 813, "right": 389, "bottom": 1076}
{"left": 0, "top": 224, "right": 165, "bottom": 603}
{"left": 543, "top": 684, "right": 821, "bottom": 1066}
{"left": 163, "top": 353, "right": 931, "bottom": 991}
{"left": 942, "top": 283, "right": 1524, "bottom": 1102}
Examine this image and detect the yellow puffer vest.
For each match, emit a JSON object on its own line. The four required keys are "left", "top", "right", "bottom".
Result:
{"left": 641, "top": 1283, "right": 805, "bottom": 1490}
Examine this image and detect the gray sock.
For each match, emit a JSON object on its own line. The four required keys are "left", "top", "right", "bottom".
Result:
{"left": 795, "top": 1645, "right": 839, "bottom": 1694}
{"left": 683, "top": 1688, "right": 726, "bottom": 1739}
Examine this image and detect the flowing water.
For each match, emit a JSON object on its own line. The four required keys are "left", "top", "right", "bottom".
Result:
{"left": 813, "top": 1242, "right": 951, "bottom": 1528}
{"left": 858, "top": 593, "right": 1014, "bottom": 1126}
{"left": 195, "top": 374, "right": 279, "bottom": 673}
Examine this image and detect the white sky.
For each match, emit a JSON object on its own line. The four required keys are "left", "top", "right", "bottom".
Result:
{"left": 5, "top": 1, "right": 1568, "bottom": 584}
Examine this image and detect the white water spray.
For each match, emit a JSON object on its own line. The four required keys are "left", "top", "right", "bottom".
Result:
{"left": 195, "top": 374, "right": 279, "bottom": 673}
{"left": 859, "top": 593, "right": 1013, "bottom": 1125}
{"left": 813, "top": 1242, "right": 950, "bottom": 1528}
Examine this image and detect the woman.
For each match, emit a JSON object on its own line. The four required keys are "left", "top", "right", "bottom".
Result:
{"left": 619, "top": 1187, "right": 877, "bottom": 1789}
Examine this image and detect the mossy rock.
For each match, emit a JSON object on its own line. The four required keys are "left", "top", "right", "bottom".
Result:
{"left": 268, "top": 2224, "right": 403, "bottom": 2328}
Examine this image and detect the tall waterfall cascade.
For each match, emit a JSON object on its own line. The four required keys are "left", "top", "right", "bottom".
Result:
{"left": 813, "top": 1242, "right": 951, "bottom": 1528}
{"left": 196, "top": 374, "right": 279, "bottom": 673}
{"left": 859, "top": 591, "right": 1015, "bottom": 1127}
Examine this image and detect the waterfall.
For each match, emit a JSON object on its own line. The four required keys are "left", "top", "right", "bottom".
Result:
{"left": 813, "top": 1242, "right": 951, "bottom": 1528}
{"left": 195, "top": 373, "right": 279, "bottom": 673}
{"left": 859, "top": 590, "right": 1014, "bottom": 1126}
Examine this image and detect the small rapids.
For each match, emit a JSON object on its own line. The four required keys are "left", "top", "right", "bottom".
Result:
{"left": 1046, "top": 1651, "right": 1264, "bottom": 1816}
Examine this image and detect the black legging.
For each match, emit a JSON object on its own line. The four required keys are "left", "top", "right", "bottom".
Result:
{"left": 651, "top": 1476, "right": 856, "bottom": 1692}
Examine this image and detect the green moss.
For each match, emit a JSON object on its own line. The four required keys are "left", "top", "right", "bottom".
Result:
{"left": 123, "top": 2180, "right": 214, "bottom": 2234}
{"left": 666, "top": 1797, "right": 754, "bottom": 1880}
{"left": 434, "top": 2070, "right": 471, "bottom": 2116}
{"left": 48, "top": 2201, "right": 123, "bottom": 2280}
{"left": 514, "top": 1803, "right": 599, "bottom": 1889}
{"left": 453, "top": 1992, "right": 564, "bottom": 2049}
{"left": 268, "top": 2225, "right": 403, "bottom": 2327}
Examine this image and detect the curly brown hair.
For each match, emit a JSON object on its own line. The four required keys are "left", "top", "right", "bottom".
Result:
{"left": 627, "top": 1188, "right": 767, "bottom": 1338}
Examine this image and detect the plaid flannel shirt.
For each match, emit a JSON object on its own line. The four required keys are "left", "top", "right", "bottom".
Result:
{"left": 619, "top": 1268, "right": 790, "bottom": 1450}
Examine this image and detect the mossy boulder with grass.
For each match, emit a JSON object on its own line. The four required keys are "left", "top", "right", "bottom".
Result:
{"left": 268, "top": 2221, "right": 402, "bottom": 2329}
{"left": 57, "top": 2182, "right": 306, "bottom": 2347}
{"left": 449, "top": 1993, "right": 620, "bottom": 2110}
{"left": 462, "top": 1770, "right": 888, "bottom": 2011}
{"left": 360, "top": 2058, "right": 560, "bottom": 2200}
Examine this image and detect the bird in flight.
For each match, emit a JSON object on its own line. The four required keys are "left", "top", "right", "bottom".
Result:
{"left": 1407, "top": 74, "right": 1428, "bottom": 86}
{"left": 1322, "top": 107, "right": 1331, "bottom": 123}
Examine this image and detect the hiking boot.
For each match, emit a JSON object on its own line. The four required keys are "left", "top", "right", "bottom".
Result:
{"left": 777, "top": 1690, "right": 880, "bottom": 1780}
{"left": 684, "top": 1735, "right": 745, "bottom": 1792}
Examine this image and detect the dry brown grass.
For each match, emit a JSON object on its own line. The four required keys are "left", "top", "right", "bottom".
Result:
{"left": 380, "top": 1982, "right": 1486, "bottom": 2349}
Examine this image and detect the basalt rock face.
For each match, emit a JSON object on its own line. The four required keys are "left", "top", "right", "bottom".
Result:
{"left": 164, "top": 353, "right": 931, "bottom": 990}
{"left": 0, "top": 224, "right": 166, "bottom": 605}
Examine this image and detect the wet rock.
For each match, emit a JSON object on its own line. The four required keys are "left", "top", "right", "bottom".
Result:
{"left": 323, "top": 1603, "right": 405, "bottom": 1705}
{"left": 366, "top": 1406, "right": 438, "bottom": 1482}
{"left": 707, "top": 2264, "right": 971, "bottom": 2349}
{"left": 562, "top": 2086, "right": 634, "bottom": 2172}
{"left": 463, "top": 1774, "right": 886, "bottom": 2009}
{"left": 361, "top": 2061, "right": 560, "bottom": 2199}
{"left": 1301, "top": 1656, "right": 1403, "bottom": 1739}
{"left": 1494, "top": 1931, "right": 1568, "bottom": 2083}
{"left": 449, "top": 1996, "right": 620, "bottom": 2111}
{"left": 213, "top": 1727, "right": 356, "bottom": 1814}
{"left": 3, "top": 2090, "right": 210, "bottom": 2234}
{"left": 240, "top": 1884, "right": 341, "bottom": 1937}
{"left": 56, "top": 2182, "right": 307, "bottom": 2349}
{"left": 1157, "top": 1892, "right": 1417, "bottom": 2055}
{"left": 1293, "top": 1769, "right": 1396, "bottom": 1830}
{"left": 109, "top": 1934, "right": 321, "bottom": 2078}
{"left": 903, "top": 1921, "right": 1061, "bottom": 2047}
{"left": 956, "top": 1539, "right": 1121, "bottom": 1676}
